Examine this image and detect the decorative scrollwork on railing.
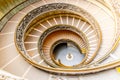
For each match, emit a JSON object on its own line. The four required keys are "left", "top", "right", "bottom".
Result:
{"left": 15, "top": 3, "right": 101, "bottom": 74}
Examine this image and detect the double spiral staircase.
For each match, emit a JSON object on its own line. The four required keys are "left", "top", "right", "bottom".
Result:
{"left": 0, "top": 0, "right": 120, "bottom": 80}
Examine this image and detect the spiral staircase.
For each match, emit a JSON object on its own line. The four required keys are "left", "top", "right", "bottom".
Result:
{"left": 0, "top": 0, "right": 120, "bottom": 80}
